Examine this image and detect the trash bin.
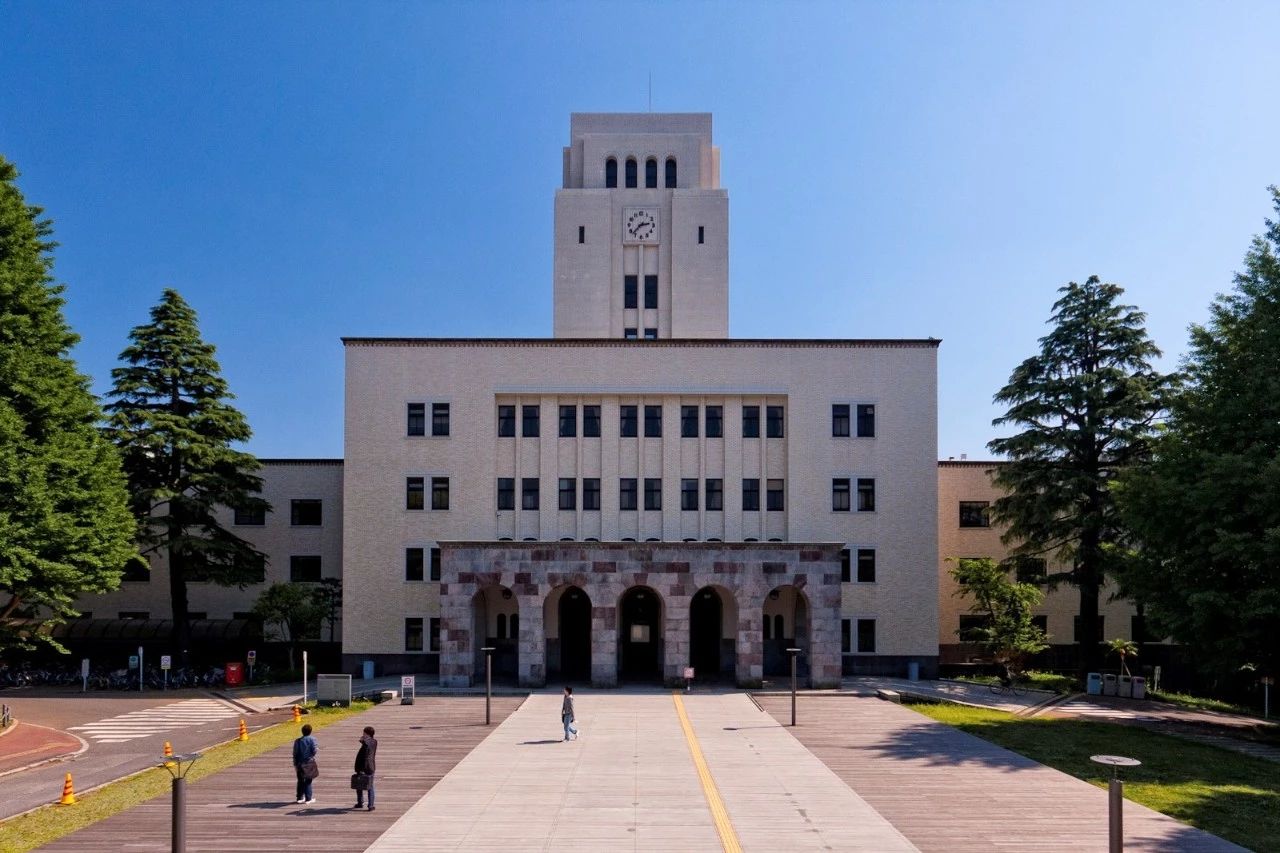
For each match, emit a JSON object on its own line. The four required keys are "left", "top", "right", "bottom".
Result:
{"left": 1118, "top": 675, "right": 1133, "bottom": 698}
{"left": 907, "top": 662, "right": 920, "bottom": 682}
{"left": 362, "top": 660, "right": 376, "bottom": 680}
{"left": 1131, "top": 676, "right": 1146, "bottom": 700}
{"left": 225, "top": 662, "right": 244, "bottom": 687}
{"left": 1103, "top": 673, "right": 1118, "bottom": 696}
{"left": 1086, "top": 672, "right": 1103, "bottom": 695}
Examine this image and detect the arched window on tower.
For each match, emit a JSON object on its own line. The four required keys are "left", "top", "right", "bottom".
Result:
{"left": 625, "top": 158, "right": 637, "bottom": 188}
{"left": 645, "top": 158, "right": 657, "bottom": 188}
{"left": 774, "top": 614, "right": 785, "bottom": 640}
{"left": 665, "top": 157, "right": 677, "bottom": 188}
{"left": 605, "top": 157, "right": 617, "bottom": 188}
{"left": 510, "top": 614, "right": 519, "bottom": 638}
{"left": 496, "top": 613, "right": 507, "bottom": 640}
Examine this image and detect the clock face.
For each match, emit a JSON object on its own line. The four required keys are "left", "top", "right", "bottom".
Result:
{"left": 624, "top": 208, "right": 658, "bottom": 243}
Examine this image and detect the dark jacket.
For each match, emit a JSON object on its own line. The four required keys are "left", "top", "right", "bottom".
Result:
{"left": 292, "top": 735, "right": 318, "bottom": 767}
{"left": 561, "top": 695, "right": 575, "bottom": 721}
{"left": 354, "top": 734, "right": 377, "bottom": 775}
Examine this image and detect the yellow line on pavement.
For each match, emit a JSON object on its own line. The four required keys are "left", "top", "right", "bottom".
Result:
{"left": 672, "top": 691, "right": 742, "bottom": 853}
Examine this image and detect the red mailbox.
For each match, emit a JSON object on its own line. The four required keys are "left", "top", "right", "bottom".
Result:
{"left": 225, "top": 662, "right": 244, "bottom": 687}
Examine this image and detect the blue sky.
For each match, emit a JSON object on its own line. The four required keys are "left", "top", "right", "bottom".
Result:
{"left": 3, "top": 2, "right": 1278, "bottom": 459}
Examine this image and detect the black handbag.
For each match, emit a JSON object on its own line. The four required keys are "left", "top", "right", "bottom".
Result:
{"left": 350, "top": 772, "right": 370, "bottom": 790}
{"left": 301, "top": 759, "right": 319, "bottom": 780}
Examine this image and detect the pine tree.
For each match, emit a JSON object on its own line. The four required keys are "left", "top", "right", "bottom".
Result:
{"left": 988, "top": 276, "right": 1169, "bottom": 676}
{"left": 1118, "top": 188, "right": 1280, "bottom": 681}
{"left": 106, "top": 289, "right": 268, "bottom": 664}
{"left": 0, "top": 156, "right": 136, "bottom": 651}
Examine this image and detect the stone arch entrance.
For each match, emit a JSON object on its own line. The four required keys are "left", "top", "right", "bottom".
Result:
{"left": 471, "top": 584, "right": 519, "bottom": 684}
{"left": 762, "top": 584, "right": 810, "bottom": 682}
{"left": 618, "top": 585, "right": 664, "bottom": 682}
{"left": 544, "top": 585, "right": 592, "bottom": 683}
{"left": 689, "top": 585, "right": 737, "bottom": 681}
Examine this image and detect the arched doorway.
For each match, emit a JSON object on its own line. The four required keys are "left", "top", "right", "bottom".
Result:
{"left": 689, "top": 586, "right": 736, "bottom": 681}
{"left": 544, "top": 585, "right": 592, "bottom": 683}
{"left": 618, "top": 586, "right": 663, "bottom": 682}
{"left": 471, "top": 585, "right": 519, "bottom": 684}
{"left": 762, "top": 584, "right": 810, "bottom": 682}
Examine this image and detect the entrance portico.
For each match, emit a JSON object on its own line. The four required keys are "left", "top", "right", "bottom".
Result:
{"left": 438, "top": 541, "right": 843, "bottom": 689}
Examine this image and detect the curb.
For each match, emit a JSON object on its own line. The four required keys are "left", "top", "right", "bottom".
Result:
{"left": 0, "top": 722, "right": 90, "bottom": 781}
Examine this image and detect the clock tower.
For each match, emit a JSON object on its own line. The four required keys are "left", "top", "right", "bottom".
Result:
{"left": 552, "top": 113, "right": 729, "bottom": 339}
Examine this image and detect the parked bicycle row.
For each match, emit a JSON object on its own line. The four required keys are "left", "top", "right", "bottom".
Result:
{"left": 0, "top": 661, "right": 259, "bottom": 690}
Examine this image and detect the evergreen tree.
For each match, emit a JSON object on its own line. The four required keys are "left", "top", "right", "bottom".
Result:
{"left": 988, "top": 276, "right": 1169, "bottom": 676}
{"left": 1118, "top": 188, "right": 1280, "bottom": 681}
{"left": 0, "top": 156, "right": 136, "bottom": 651}
{"left": 106, "top": 289, "right": 268, "bottom": 664}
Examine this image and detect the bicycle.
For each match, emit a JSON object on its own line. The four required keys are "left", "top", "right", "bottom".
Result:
{"left": 989, "top": 674, "right": 1028, "bottom": 696}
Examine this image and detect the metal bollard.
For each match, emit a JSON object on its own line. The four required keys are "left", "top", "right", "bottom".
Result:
{"left": 1091, "top": 754, "right": 1140, "bottom": 853}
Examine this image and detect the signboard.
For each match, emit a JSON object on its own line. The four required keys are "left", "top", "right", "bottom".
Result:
{"left": 160, "top": 655, "right": 172, "bottom": 671}
{"left": 683, "top": 667, "right": 695, "bottom": 680}
{"left": 246, "top": 650, "right": 256, "bottom": 664}
{"left": 128, "top": 655, "right": 139, "bottom": 669}
{"left": 81, "top": 658, "right": 90, "bottom": 679}
{"left": 1263, "top": 676, "right": 1275, "bottom": 686}
{"left": 400, "top": 675, "right": 415, "bottom": 706}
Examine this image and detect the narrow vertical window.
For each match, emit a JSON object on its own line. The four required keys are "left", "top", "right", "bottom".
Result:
{"left": 405, "top": 548, "right": 425, "bottom": 582}
{"left": 522, "top": 404, "right": 540, "bottom": 437}
{"left": 431, "top": 403, "right": 449, "bottom": 436}
{"left": 832, "top": 404, "right": 850, "bottom": 437}
{"left": 578, "top": 225, "right": 585, "bottom": 244}
{"left": 774, "top": 614, "right": 784, "bottom": 639}
{"left": 405, "top": 618, "right": 424, "bottom": 652}
{"left": 430, "top": 547, "right": 442, "bottom": 581}
{"left": 644, "top": 274, "right": 658, "bottom": 309}
{"left": 497, "top": 405, "right": 515, "bottom": 437}
{"left": 644, "top": 478, "right": 662, "bottom": 511}
{"left": 644, "top": 404, "right": 662, "bottom": 437}
{"left": 522, "top": 478, "right": 540, "bottom": 511}
{"left": 705, "top": 406, "right": 723, "bottom": 438}
{"left": 697, "top": 225, "right": 704, "bottom": 244}
{"left": 856, "top": 404, "right": 876, "bottom": 437}
{"left": 742, "top": 405, "right": 760, "bottom": 438}
{"left": 406, "top": 477, "right": 425, "bottom": 510}
{"left": 429, "top": 617, "right": 440, "bottom": 651}
{"left": 620, "top": 405, "right": 638, "bottom": 437}
{"left": 605, "top": 157, "right": 618, "bottom": 188}
{"left": 497, "top": 613, "right": 507, "bottom": 640}
{"left": 619, "top": 478, "right": 638, "bottom": 511}
{"left": 582, "top": 478, "right": 601, "bottom": 510}
{"left": 766, "top": 406, "right": 784, "bottom": 438}
{"left": 583, "top": 405, "right": 601, "bottom": 437}
{"left": 832, "top": 478, "right": 851, "bottom": 512}
{"left": 766, "top": 479, "right": 784, "bottom": 511}
{"left": 559, "top": 477, "right": 576, "bottom": 510}
{"left": 681, "top": 478, "right": 698, "bottom": 511}
{"left": 856, "top": 619, "right": 877, "bottom": 653}
{"left": 857, "top": 478, "right": 876, "bottom": 512}
{"left": 665, "top": 157, "right": 677, "bottom": 188}
{"left": 842, "top": 619, "right": 852, "bottom": 653}
{"left": 705, "top": 479, "right": 723, "bottom": 511}
{"left": 856, "top": 548, "right": 876, "bottom": 583}
{"left": 625, "top": 157, "right": 637, "bottom": 188}
{"left": 431, "top": 477, "right": 450, "bottom": 510}
{"left": 559, "top": 405, "right": 577, "bottom": 437}
{"left": 497, "top": 478, "right": 515, "bottom": 511}
{"left": 624, "top": 274, "right": 638, "bottom": 309}
{"left": 645, "top": 157, "right": 657, "bottom": 188}
{"left": 840, "top": 549, "right": 851, "bottom": 583}
{"left": 681, "top": 405, "right": 698, "bottom": 437}
{"left": 407, "top": 402, "right": 425, "bottom": 436}
{"left": 742, "top": 478, "right": 760, "bottom": 512}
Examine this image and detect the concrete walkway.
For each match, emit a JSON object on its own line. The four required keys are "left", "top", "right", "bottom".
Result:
{"left": 367, "top": 691, "right": 916, "bottom": 852}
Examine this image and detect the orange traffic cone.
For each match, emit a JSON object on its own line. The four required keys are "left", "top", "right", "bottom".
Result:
{"left": 238, "top": 719, "right": 249, "bottom": 742}
{"left": 163, "top": 741, "right": 174, "bottom": 765}
{"left": 59, "top": 773, "right": 76, "bottom": 805}
{"left": 291, "top": 705, "right": 301, "bottom": 723}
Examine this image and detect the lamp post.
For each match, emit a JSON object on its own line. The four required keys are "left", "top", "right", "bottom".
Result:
{"left": 786, "top": 647, "right": 801, "bottom": 726}
{"left": 160, "top": 752, "right": 201, "bottom": 853}
{"left": 481, "top": 647, "right": 495, "bottom": 725}
{"left": 1091, "top": 754, "right": 1140, "bottom": 852}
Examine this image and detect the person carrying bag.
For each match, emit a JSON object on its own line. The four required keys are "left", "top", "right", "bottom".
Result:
{"left": 351, "top": 726, "right": 378, "bottom": 811}
{"left": 293, "top": 723, "right": 319, "bottom": 804}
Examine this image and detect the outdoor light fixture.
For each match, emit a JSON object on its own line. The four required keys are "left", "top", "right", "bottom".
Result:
{"left": 160, "top": 752, "right": 201, "bottom": 853}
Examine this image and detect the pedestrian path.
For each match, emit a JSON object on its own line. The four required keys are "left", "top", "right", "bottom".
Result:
{"left": 1052, "top": 697, "right": 1163, "bottom": 722}
{"left": 366, "top": 691, "right": 916, "bottom": 852}
{"left": 67, "top": 698, "right": 239, "bottom": 743}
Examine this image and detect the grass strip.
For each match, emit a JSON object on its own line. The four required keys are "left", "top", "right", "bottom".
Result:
{"left": 908, "top": 701, "right": 1280, "bottom": 852}
{"left": 0, "top": 701, "right": 372, "bottom": 853}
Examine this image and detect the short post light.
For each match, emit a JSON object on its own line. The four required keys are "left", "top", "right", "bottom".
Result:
{"left": 786, "top": 647, "right": 801, "bottom": 726}
{"left": 481, "top": 647, "right": 495, "bottom": 725}
{"left": 1091, "top": 754, "right": 1140, "bottom": 853}
{"left": 160, "top": 752, "right": 201, "bottom": 853}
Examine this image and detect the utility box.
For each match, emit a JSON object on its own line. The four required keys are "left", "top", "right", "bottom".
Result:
{"left": 316, "top": 673, "right": 352, "bottom": 707}
{"left": 1087, "top": 673, "right": 1103, "bottom": 695}
{"left": 1103, "top": 673, "right": 1118, "bottom": 696}
{"left": 907, "top": 662, "right": 920, "bottom": 682}
{"left": 362, "top": 660, "right": 375, "bottom": 680}
{"left": 1131, "top": 676, "right": 1147, "bottom": 700}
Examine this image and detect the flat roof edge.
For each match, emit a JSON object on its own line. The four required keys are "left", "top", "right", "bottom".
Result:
{"left": 342, "top": 337, "right": 941, "bottom": 349}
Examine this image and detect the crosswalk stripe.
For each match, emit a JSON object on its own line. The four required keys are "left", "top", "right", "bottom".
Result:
{"left": 70, "top": 699, "right": 240, "bottom": 742}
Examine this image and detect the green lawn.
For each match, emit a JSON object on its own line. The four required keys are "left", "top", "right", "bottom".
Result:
{"left": 909, "top": 702, "right": 1280, "bottom": 852}
{"left": 0, "top": 701, "right": 373, "bottom": 853}
{"left": 950, "top": 670, "right": 1079, "bottom": 693}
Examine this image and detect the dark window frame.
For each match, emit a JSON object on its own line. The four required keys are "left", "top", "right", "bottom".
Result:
{"left": 429, "top": 547, "right": 441, "bottom": 582}
{"left": 705, "top": 478, "right": 723, "bottom": 512}
{"left": 405, "top": 547, "right": 425, "bottom": 582}
{"left": 624, "top": 274, "right": 638, "bottom": 309}
{"left": 832, "top": 478, "right": 851, "bottom": 512}
{"left": 644, "top": 477, "right": 662, "bottom": 511}
{"left": 405, "top": 617, "right": 424, "bottom": 652}
{"left": 625, "top": 157, "right": 637, "bottom": 188}
{"left": 290, "top": 499, "right": 322, "bottom": 526}
{"left": 620, "top": 405, "right": 638, "bottom": 438}
{"left": 856, "top": 403, "right": 876, "bottom": 438}
{"left": 766, "top": 479, "right": 784, "bottom": 512}
{"left": 619, "top": 478, "right": 638, "bottom": 511}
{"left": 605, "top": 157, "right": 617, "bottom": 188}
{"left": 856, "top": 618, "right": 877, "bottom": 654}
{"left": 582, "top": 478, "right": 601, "bottom": 511}
{"left": 857, "top": 478, "right": 876, "bottom": 512}
{"left": 431, "top": 402, "right": 450, "bottom": 437}
{"left": 559, "top": 405, "right": 577, "bottom": 438}
{"left": 742, "top": 405, "right": 760, "bottom": 438}
{"left": 705, "top": 405, "right": 723, "bottom": 438}
{"left": 407, "top": 402, "right": 425, "bottom": 437}
{"left": 583, "top": 405, "right": 601, "bottom": 437}
{"left": 497, "top": 478, "right": 515, "bottom": 511}
{"left": 681, "top": 405, "right": 698, "bottom": 437}
{"left": 644, "top": 404, "right": 662, "bottom": 437}
{"left": 234, "top": 506, "right": 266, "bottom": 526}
{"left": 521, "top": 478, "right": 540, "bottom": 511}
{"left": 290, "top": 555, "right": 322, "bottom": 583}
{"left": 742, "top": 478, "right": 760, "bottom": 512}
{"left": 521, "top": 404, "right": 540, "bottom": 438}
{"left": 665, "top": 157, "right": 677, "bottom": 188}
{"left": 559, "top": 477, "right": 576, "bottom": 511}
{"left": 857, "top": 548, "right": 876, "bottom": 583}
{"left": 832, "top": 403, "right": 850, "bottom": 437}
{"left": 406, "top": 477, "right": 425, "bottom": 511}
{"left": 644, "top": 274, "right": 658, "bottom": 309}
{"left": 766, "top": 406, "right": 785, "bottom": 438}
{"left": 681, "top": 478, "right": 699, "bottom": 511}
{"left": 959, "top": 501, "right": 991, "bottom": 528}
{"left": 645, "top": 157, "right": 657, "bottom": 188}
{"left": 497, "top": 405, "right": 516, "bottom": 437}
{"left": 430, "top": 476, "right": 450, "bottom": 511}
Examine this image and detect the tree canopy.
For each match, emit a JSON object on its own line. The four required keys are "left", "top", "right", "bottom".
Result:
{"left": 950, "top": 557, "right": 1048, "bottom": 677}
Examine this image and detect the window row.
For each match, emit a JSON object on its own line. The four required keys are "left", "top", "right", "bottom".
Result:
{"left": 840, "top": 548, "right": 877, "bottom": 583}
{"left": 840, "top": 618, "right": 877, "bottom": 653}
{"left": 624, "top": 328, "right": 658, "bottom": 340}
{"left": 605, "top": 156, "right": 677, "bottom": 189}
{"left": 406, "top": 477, "right": 450, "bottom": 510}
{"left": 831, "top": 478, "right": 877, "bottom": 512}
{"left": 498, "top": 404, "right": 786, "bottom": 439}
{"left": 407, "top": 402, "right": 450, "bottom": 437}
{"left": 623, "top": 274, "right": 659, "bottom": 309}
{"left": 404, "top": 547, "right": 442, "bottom": 582}
{"left": 404, "top": 617, "right": 441, "bottom": 652}
{"left": 233, "top": 498, "right": 322, "bottom": 527}
{"left": 832, "top": 404, "right": 875, "bottom": 438}
{"left": 496, "top": 477, "right": 787, "bottom": 512}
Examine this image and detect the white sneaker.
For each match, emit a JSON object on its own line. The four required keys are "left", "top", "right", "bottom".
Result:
{"left": 295, "top": 798, "right": 306, "bottom": 804}
{"left": 305, "top": 798, "right": 316, "bottom": 804}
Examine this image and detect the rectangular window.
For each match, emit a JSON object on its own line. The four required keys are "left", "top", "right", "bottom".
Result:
{"left": 620, "top": 405, "right": 638, "bottom": 437}
{"left": 405, "top": 617, "right": 424, "bottom": 652}
{"left": 559, "top": 405, "right": 577, "bottom": 437}
{"left": 856, "top": 404, "right": 876, "bottom": 437}
{"left": 705, "top": 405, "right": 723, "bottom": 438}
{"left": 842, "top": 619, "right": 852, "bottom": 653}
{"left": 742, "top": 478, "right": 760, "bottom": 511}
{"left": 856, "top": 618, "right": 877, "bottom": 653}
{"left": 742, "top": 405, "right": 760, "bottom": 438}
{"left": 431, "top": 476, "right": 450, "bottom": 510}
{"left": 522, "top": 404, "right": 540, "bottom": 437}
{"left": 766, "top": 406, "right": 785, "bottom": 438}
{"left": 766, "top": 479, "right": 784, "bottom": 511}
{"left": 1013, "top": 556, "right": 1047, "bottom": 584}
{"left": 644, "top": 274, "right": 658, "bottom": 309}
{"left": 405, "top": 548, "right": 424, "bottom": 582}
{"left": 578, "top": 225, "right": 585, "bottom": 244}
{"left": 290, "top": 555, "right": 322, "bottom": 583}
{"left": 406, "top": 477, "right": 425, "bottom": 510}
{"left": 680, "top": 405, "right": 698, "bottom": 438}
{"left": 959, "top": 501, "right": 990, "bottom": 527}
{"left": 857, "top": 478, "right": 876, "bottom": 512}
{"left": 624, "top": 327, "right": 638, "bottom": 340}
{"left": 644, "top": 405, "right": 662, "bottom": 437}
{"left": 619, "top": 478, "right": 638, "bottom": 511}
{"left": 559, "top": 477, "right": 576, "bottom": 511}
{"left": 234, "top": 506, "right": 265, "bottom": 526}
{"left": 497, "top": 405, "right": 515, "bottom": 437}
{"left": 522, "top": 478, "right": 540, "bottom": 511}
{"left": 1074, "top": 615, "right": 1105, "bottom": 643}
{"left": 407, "top": 402, "right": 425, "bottom": 436}
{"left": 624, "top": 275, "right": 638, "bottom": 309}
{"left": 841, "top": 549, "right": 851, "bottom": 583}
{"left": 644, "top": 478, "right": 662, "bottom": 511}
{"left": 705, "top": 478, "right": 723, "bottom": 511}
{"left": 857, "top": 548, "right": 876, "bottom": 583}
{"left": 832, "top": 403, "right": 850, "bottom": 437}
{"left": 429, "top": 617, "right": 441, "bottom": 652}
{"left": 832, "top": 478, "right": 851, "bottom": 512}
{"left": 583, "top": 405, "right": 601, "bottom": 437}
{"left": 643, "top": 328, "right": 657, "bottom": 340}
{"left": 582, "top": 478, "right": 601, "bottom": 511}
{"left": 698, "top": 225, "right": 705, "bottom": 244}
{"left": 432, "top": 403, "right": 450, "bottom": 436}
{"left": 681, "top": 478, "right": 699, "bottom": 511}
{"left": 430, "top": 547, "right": 441, "bottom": 581}
{"left": 497, "top": 478, "right": 515, "bottom": 511}
{"left": 291, "top": 499, "right": 322, "bottom": 526}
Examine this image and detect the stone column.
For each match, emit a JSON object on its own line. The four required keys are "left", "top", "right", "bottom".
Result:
{"left": 592, "top": 603, "right": 618, "bottom": 687}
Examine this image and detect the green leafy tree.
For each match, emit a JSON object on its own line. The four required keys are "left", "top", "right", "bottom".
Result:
{"left": 1117, "top": 188, "right": 1280, "bottom": 681}
{"left": 1106, "top": 638, "right": 1138, "bottom": 677}
{"left": 251, "top": 582, "right": 322, "bottom": 671}
{"left": 988, "top": 276, "right": 1169, "bottom": 676}
{"left": 313, "top": 577, "right": 342, "bottom": 643}
{"left": 950, "top": 557, "right": 1048, "bottom": 681}
{"left": 105, "top": 289, "right": 268, "bottom": 664}
{"left": 0, "top": 156, "right": 136, "bottom": 652}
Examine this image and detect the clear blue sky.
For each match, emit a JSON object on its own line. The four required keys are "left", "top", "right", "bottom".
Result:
{"left": 3, "top": 2, "right": 1278, "bottom": 459}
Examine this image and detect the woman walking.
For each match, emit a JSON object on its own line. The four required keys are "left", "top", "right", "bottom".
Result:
{"left": 561, "top": 686, "right": 578, "bottom": 741}
{"left": 292, "top": 723, "right": 318, "bottom": 804}
{"left": 353, "top": 726, "right": 378, "bottom": 811}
